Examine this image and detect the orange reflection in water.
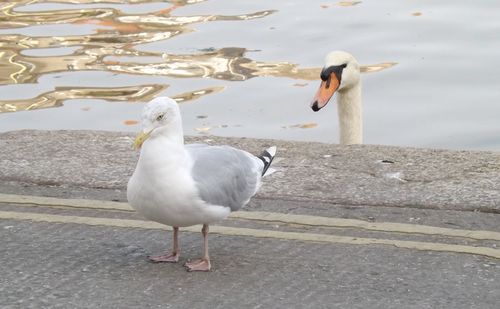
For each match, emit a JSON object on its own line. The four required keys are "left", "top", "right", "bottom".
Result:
{"left": 0, "top": 0, "right": 395, "bottom": 113}
{"left": 0, "top": 84, "right": 166, "bottom": 113}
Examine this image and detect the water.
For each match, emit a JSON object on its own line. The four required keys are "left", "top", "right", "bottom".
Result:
{"left": 1, "top": 0, "right": 499, "bottom": 150}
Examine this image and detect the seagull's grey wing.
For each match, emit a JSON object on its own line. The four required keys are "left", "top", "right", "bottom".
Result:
{"left": 186, "top": 144, "right": 263, "bottom": 211}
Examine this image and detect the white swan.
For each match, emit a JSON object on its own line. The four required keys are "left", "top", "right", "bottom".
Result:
{"left": 310, "top": 51, "right": 362, "bottom": 145}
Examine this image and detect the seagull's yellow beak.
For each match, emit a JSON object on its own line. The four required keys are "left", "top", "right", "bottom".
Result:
{"left": 133, "top": 129, "right": 153, "bottom": 150}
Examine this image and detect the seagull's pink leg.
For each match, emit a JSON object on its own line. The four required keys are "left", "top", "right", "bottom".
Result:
{"left": 149, "top": 226, "right": 180, "bottom": 263}
{"left": 184, "top": 224, "right": 211, "bottom": 272}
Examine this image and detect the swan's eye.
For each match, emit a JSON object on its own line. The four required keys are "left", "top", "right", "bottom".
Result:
{"left": 321, "top": 64, "right": 348, "bottom": 82}
{"left": 156, "top": 114, "right": 165, "bottom": 121}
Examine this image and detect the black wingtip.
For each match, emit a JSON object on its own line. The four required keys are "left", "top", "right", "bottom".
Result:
{"left": 258, "top": 146, "right": 277, "bottom": 176}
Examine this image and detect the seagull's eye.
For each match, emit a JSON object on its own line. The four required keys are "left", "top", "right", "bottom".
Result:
{"left": 156, "top": 114, "right": 165, "bottom": 121}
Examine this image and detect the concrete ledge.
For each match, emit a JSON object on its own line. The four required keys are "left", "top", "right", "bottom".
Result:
{"left": 0, "top": 130, "right": 499, "bottom": 212}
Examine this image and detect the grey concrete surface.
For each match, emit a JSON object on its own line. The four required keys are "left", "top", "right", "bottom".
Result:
{"left": 1, "top": 213, "right": 499, "bottom": 309}
{"left": 1, "top": 130, "right": 499, "bottom": 212}
{"left": 1, "top": 130, "right": 499, "bottom": 308}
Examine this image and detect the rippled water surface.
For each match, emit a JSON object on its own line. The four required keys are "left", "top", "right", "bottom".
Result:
{"left": 1, "top": 0, "right": 499, "bottom": 150}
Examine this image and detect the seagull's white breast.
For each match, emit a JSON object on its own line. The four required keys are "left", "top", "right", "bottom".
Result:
{"left": 127, "top": 138, "right": 230, "bottom": 227}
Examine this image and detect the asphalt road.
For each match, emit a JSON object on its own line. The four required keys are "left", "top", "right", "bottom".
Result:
{"left": 1, "top": 194, "right": 499, "bottom": 309}
{"left": 0, "top": 130, "right": 499, "bottom": 308}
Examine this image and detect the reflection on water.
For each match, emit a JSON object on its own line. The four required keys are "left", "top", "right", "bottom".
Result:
{"left": 103, "top": 47, "right": 394, "bottom": 81}
{"left": 0, "top": 0, "right": 275, "bottom": 111}
{"left": 0, "top": 84, "right": 224, "bottom": 112}
{"left": 321, "top": 1, "right": 362, "bottom": 9}
{"left": 171, "top": 85, "right": 224, "bottom": 103}
{"left": 0, "top": 84, "right": 166, "bottom": 112}
{"left": 0, "top": 0, "right": 395, "bottom": 113}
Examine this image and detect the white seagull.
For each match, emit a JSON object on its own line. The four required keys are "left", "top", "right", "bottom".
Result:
{"left": 310, "top": 51, "right": 363, "bottom": 145}
{"left": 127, "top": 97, "right": 276, "bottom": 272}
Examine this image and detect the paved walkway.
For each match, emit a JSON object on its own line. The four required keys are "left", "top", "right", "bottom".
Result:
{"left": 1, "top": 130, "right": 499, "bottom": 308}
{"left": 1, "top": 193, "right": 499, "bottom": 309}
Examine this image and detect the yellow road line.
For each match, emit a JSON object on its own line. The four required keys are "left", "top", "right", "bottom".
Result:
{"left": 232, "top": 211, "right": 500, "bottom": 241}
{"left": 1, "top": 193, "right": 500, "bottom": 241}
{"left": 0, "top": 193, "right": 131, "bottom": 211}
{"left": 1, "top": 210, "right": 499, "bottom": 259}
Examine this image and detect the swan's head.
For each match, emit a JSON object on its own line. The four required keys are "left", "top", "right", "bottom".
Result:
{"left": 311, "top": 51, "right": 360, "bottom": 111}
{"left": 133, "top": 96, "right": 182, "bottom": 149}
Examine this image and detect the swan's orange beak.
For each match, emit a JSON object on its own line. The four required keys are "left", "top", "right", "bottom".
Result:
{"left": 311, "top": 73, "right": 340, "bottom": 112}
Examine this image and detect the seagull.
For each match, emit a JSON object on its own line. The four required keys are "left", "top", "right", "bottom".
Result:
{"left": 127, "top": 97, "right": 276, "bottom": 272}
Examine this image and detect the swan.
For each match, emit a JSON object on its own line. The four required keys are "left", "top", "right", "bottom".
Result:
{"left": 310, "top": 51, "right": 362, "bottom": 145}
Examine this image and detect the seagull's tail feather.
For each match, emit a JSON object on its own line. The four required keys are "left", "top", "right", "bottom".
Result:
{"left": 257, "top": 146, "right": 277, "bottom": 176}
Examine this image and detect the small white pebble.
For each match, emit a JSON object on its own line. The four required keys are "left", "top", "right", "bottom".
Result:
{"left": 383, "top": 172, "right": 407, "bottom": 182}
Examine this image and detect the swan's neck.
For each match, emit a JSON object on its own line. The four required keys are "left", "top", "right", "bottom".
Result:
{"left": 337, "top": 82, "right": 362, "bottom": 145}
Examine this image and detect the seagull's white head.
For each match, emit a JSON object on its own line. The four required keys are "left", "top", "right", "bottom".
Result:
{"left": 311, "top": 51, "right": 360, "bottom": 111}
{"left": 134, "top": 96, "right": 183, "bottom": 149}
